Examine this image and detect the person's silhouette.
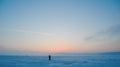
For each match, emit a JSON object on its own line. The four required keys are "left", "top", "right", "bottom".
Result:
{"left": 48, "top": 55, "right": 51, "bottom": 61}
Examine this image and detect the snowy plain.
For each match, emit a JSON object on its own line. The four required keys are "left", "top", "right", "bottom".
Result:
{"left": 0, "top": 54, "right": 120, "bottom": 67}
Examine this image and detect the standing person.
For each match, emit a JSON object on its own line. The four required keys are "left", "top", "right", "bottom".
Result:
{"left": 48, "top": 55, "right": 51, "bottom": 61}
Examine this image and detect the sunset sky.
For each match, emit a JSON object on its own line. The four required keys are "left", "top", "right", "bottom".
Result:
{"left": 0, "top": 0, "right": 120, "bottom": 55}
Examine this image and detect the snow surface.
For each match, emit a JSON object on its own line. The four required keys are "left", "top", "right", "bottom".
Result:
{"left": 0, "top": 55, "right": 120, "bottom": 67}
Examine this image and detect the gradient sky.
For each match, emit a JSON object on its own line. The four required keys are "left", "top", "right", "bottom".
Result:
{"left": 0, "top": 0, "right": 120, "bottom": 55}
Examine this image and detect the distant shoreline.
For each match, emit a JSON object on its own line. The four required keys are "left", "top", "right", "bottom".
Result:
{"left": 0, "top": 52, "right": 120, "bottom": 56}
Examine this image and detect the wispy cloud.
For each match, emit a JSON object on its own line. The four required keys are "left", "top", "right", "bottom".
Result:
{"left": 85, "top": 24, "right": 120, "bottom": 40}
{"left": 6, "top": 29, "right": 54, "bottom": 36}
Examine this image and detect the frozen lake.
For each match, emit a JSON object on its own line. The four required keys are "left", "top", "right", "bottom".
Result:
{"left": 0, "top": 54, "right": 120, "bottom": 67}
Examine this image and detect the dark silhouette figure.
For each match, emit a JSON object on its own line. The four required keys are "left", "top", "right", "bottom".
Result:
{"left": 48, "top": 55, "right": 51, "bottom": 61}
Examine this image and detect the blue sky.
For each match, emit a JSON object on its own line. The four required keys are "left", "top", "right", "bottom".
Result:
{"left": 0, "top": 0, "right": 120, "bottom": 55}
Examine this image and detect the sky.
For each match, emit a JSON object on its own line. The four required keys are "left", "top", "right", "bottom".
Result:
{"left": 0, "top": 0, "right": 120, "bottom": 55}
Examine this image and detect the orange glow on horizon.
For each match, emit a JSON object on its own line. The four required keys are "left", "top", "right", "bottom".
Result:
{"left": 20, "top": 39, "right": 99, "bottom": 53}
